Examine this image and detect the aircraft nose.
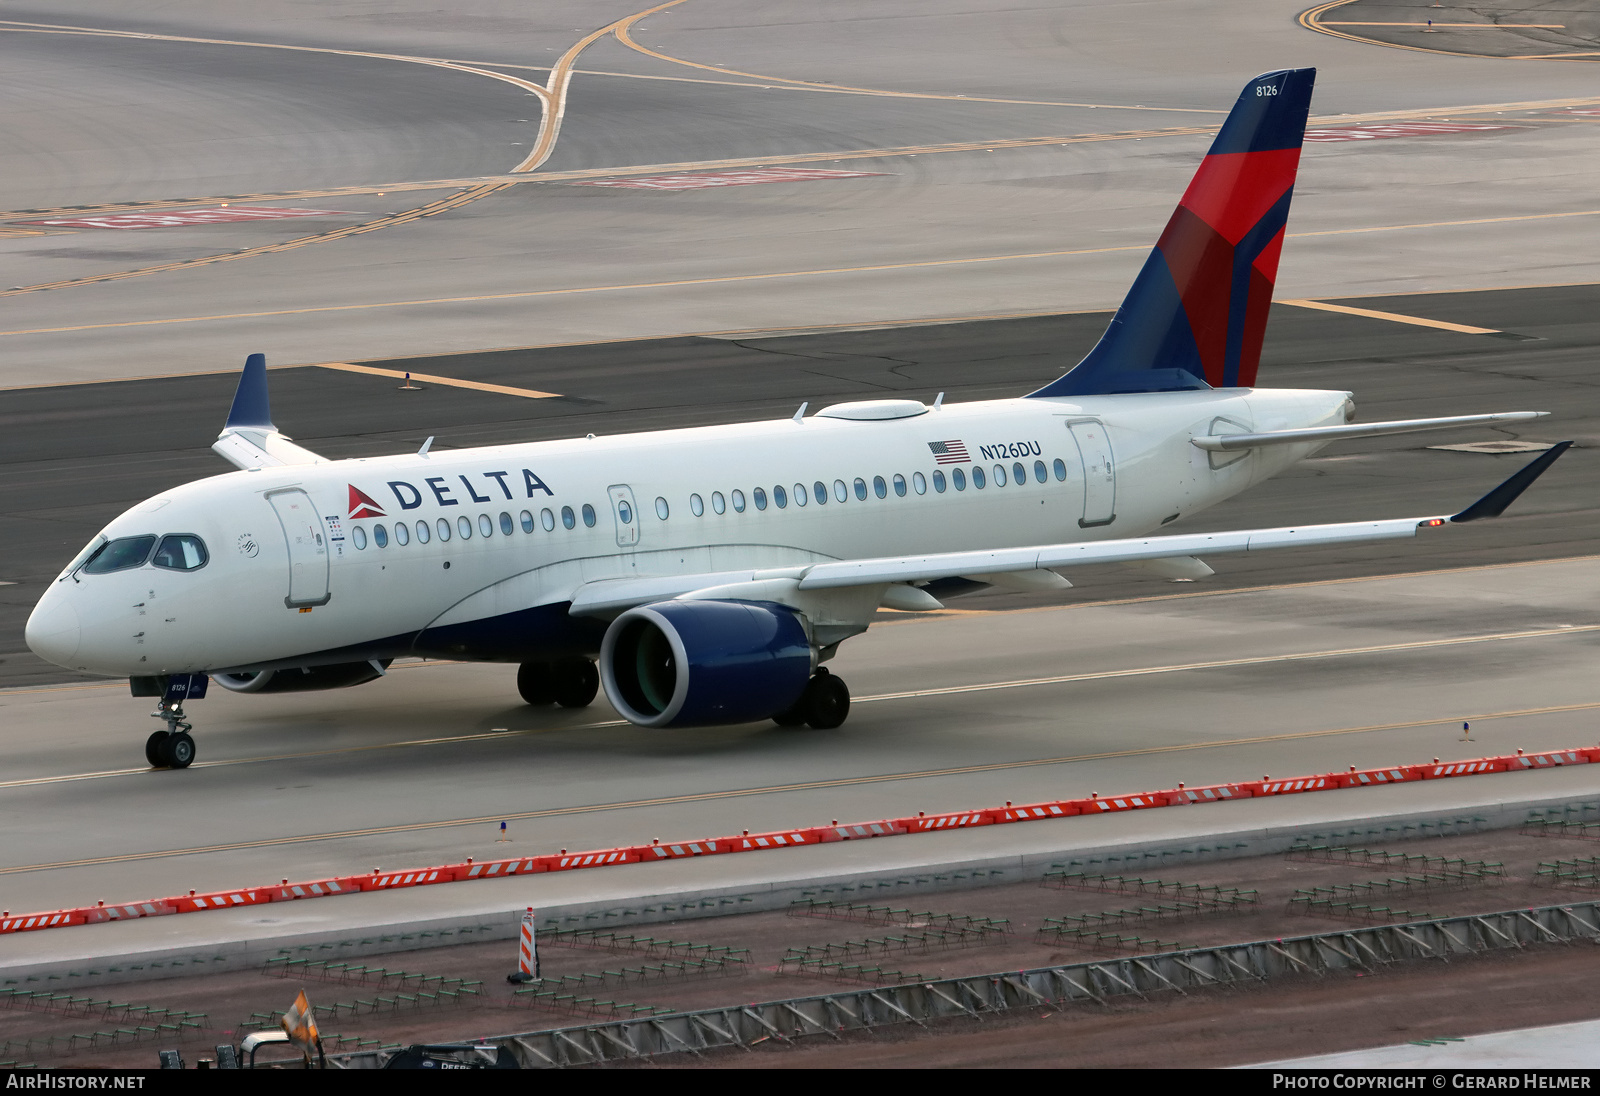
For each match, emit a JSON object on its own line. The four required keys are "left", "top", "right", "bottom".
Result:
{"left": 25, "top": 591, "right": 81, "bottom": 668}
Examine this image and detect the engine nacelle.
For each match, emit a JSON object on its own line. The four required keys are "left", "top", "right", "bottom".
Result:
{"left": 599, "top": 600, "right": 812, "bottom": 727}
{"left": 212, "top": 660, "right": 389, "bottom": 694}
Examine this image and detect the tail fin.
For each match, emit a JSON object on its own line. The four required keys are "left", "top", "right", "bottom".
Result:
{"left": 1030, "top": 68, "right": 1315, "bottom": 398}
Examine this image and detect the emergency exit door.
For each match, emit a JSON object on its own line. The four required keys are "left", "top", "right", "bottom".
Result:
{"left": 607, "top": 484, "right": 640, "bottom": 548}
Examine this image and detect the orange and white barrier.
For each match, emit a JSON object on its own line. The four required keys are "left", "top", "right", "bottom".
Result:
{"left": 4, "top": 744, "right": 1595, "bottom": 938}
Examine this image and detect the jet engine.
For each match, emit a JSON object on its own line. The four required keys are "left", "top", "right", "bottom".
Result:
{"left": 599, "top": 600, "right": 812, "bottom": 727}
{"left": 212, "top": 660, "right": 389, "bottom": 694}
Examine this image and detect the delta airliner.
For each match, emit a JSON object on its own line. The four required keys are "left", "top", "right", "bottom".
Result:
{"left": 25, "top": 69, "right": 1566, "bottom": 769}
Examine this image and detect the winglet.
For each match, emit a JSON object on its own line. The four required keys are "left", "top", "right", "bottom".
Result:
{"left": 1449, "top": 441, "right": 1571, "bottom": 523}
{"left": 224, "top": 353, "right": 275, "bottom": 430}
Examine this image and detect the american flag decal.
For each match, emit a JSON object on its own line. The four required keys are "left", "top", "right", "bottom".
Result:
{"left": 928, "top": 440, "right": 970, "bottom": 464}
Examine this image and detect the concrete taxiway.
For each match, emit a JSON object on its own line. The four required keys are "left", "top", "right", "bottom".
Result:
{"left": 2, "top": 555, "right": 1599, "bottom": 925}
{"left": 3, "top": 1, "right": 1600, "bottom": 382}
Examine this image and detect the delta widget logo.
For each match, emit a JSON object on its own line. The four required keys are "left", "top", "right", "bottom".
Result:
{"left": 348, "top": 485, "right": 386, "bottom": 520}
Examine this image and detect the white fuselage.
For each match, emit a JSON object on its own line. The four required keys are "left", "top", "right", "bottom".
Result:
{"left": 26, "top": 387, "right": 1349, "bottom": 678}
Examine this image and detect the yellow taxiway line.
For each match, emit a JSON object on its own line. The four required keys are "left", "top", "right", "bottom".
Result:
{"left": 311, "top": 362, "right": 561, "bottom": 399}
{"left": 1277, "top": 299, "right": 1502, "bottom": 335}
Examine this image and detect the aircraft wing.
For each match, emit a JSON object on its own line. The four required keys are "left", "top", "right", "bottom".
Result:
{"left": 211, "top": 352, "right": 327, "bottom": 470}
{"left": 567, "top": 442, "right": 1568, "bottom": 616}
{"left": 800, "top": 441, "right": 1569, "bottom": 590}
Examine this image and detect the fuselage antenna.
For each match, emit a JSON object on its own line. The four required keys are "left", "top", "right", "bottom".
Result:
{"left": 933, "top": 392, "right": 945, "bottom": 410}
{"left": 793, "top": 402, "right": 808, "bottom": 423}
{"left": 418, "top": 435, "right": 434, "bottom": 457}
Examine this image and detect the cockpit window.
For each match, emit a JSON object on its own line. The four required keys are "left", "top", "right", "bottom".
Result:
{"left": 81, "top": 535, "right": 157, "bottom": 575}
{"left": 59, "top": 535, "right": 106, "bottom": 581}
{"left": 152, "top": 534, "right": 209, "bottom": 571}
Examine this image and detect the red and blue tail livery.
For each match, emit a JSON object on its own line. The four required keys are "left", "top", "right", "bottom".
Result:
{"left": 1032, "top": 68, "right": 1315, "bottom": 398}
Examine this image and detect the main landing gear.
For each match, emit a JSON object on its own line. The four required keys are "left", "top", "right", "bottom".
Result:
{"left": 517, "top": 657, "right": 599, "bottom": 709}
{"left": 146, "top": 700, "right": 196, "bottom": 769}
{"left": 773, "top": 668, "right": 851, "bottom": 730}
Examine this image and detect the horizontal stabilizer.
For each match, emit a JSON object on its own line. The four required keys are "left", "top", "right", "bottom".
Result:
{"left": 1192, "top": 411, "right": 1548, "bottom": 451}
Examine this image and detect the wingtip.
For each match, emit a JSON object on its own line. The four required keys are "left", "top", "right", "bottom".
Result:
{"left": 223, "top": 352, "right": 274, "bottom": 430}
{"left": 1449, "top": 440, "right": 1572, "bottom": 523}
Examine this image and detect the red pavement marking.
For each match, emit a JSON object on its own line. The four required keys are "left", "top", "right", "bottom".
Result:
{"left": 569, "top": 167, "right": 887, "bottom": 191}
{"left": 14, "top": 207, "right": 357, "bottom": 229}
{"left": 1305, "top": 122, "right": 1524, "bottom": 143}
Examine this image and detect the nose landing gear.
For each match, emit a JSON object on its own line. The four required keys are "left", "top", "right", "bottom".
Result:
{"left": 146, "top": 701, "right": 196, "bottom": 769}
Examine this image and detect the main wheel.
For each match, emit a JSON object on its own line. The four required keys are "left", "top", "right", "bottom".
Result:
{"left": 551, "top": 658, "right": 599, "bottom": 709}
{"left": 517, "top": 661, "right": 555, "bottom": 706}
{"left": 803, "top": 671, "right": 851, "bottom": 730}
{"left": 161, "top": 732, "right": 196, "bottom": 769}
{"left": 145, "top": 731, "right": 168, "bottom": 767}
{"left": 771, "top": 705, "right": 808, "bottom": 727}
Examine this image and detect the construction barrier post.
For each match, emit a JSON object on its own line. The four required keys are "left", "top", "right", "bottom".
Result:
{"left": 507, "top": 907, "right": 537, "bottom": 984}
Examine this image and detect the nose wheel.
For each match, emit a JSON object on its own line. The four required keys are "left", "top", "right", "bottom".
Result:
{"left": 146, "top": 701, "right": 196, "bottom": 769}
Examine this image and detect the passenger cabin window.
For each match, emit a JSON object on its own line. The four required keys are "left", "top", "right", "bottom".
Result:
{"left": 993, "top": 464, "right": 1006, "bottom": 486}
{"left": 500, "top": 512, "right": 514, "bottom": 536}
{"left": 618, "top": 499, "right": 633, "bottom": 524}
{"left": 932, "top": 470, "right": 946, "bottom": 493}
{"left": 891, "top": 474, "right": 905, "bottom": 497}
{"left": 794, "top": 483, "right": 807, "bottom": 507}
{"left": 711, "top": 492, "right": 726, "bottom": 515}
{"left": 561, "top": 506, "right": 576, "bottom": 530}
{"left": 854, "top": 478, "right": 867, "bottom": 501}
{"left": 655, "top": 497, "right": 669, "bottom": 520}
{"left": 1034, "top": 460, "right": 1047, "bottom": 483}
{"left": 1053, "top": 458, "right": 1068, "bottom": 481}
{"left": 911, "top": 472, "right": 925, "bottom": 495}
{"left": 691, "top": 493, "right": 705, "bottom": 516}
{"left": 833, "top": 480, "right": 848, "bottom": 503}
{"left": 520, "top": 510, "right": 535, "bottom": 533}
{"left": 394, "top": 522, "right": 409, "bottom": 546}
{"left": 813, "top": 481, "right": 827, "bottom": 505}
{"left": 437, "top": 518, "right": 451, "bottom": 542}
{"left": 152, "top": 534, "right": 208, "bottom": 571}
{"left": 582, "top": 504, "right": 596, "bottom": 528}
{"left": 774, "top": 485, "right": 788, "bottom": 508}
{"left": 1014, "top": 461, "right": 1026, "bottom": 485}
{"left": 479, "top": 515, "right": 494, "bottom": 537}
{"left": 952, "top": 468, "right": 966, "bottom": 491}
{"left": 458, "top": 516, "right": 473, "bottom": 539}
{"left": 416, "top": 520, "right": 431, "bottom": 544}
{"left": 731, "top": 489, "right": 745, "bottom": 513}
{"left": 753, "top": 487, "right": 767, "bottom": 511}
{"left": 541, "top": 509, "right": 556, "bottom": 531}
{"left": 82, "top": 535, "right": 157, "bottom": 575}
{"left": 352, "top": 526, "right": 368, "bottom": 550}
{"left": 374, "top": 524, "right": 389, "bottom": 548}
